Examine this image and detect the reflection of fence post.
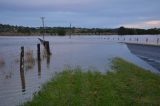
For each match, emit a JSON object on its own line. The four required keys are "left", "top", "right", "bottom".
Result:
{"left": 20, "top": 46, "right": 26, "bottom": 92}
{"left": 37, "top": 44, "right": 41, "bottom": 61}
{"left": 44, "top": 41, "right": 51, "bottom": 55}
{"left": 38, "top": 60, "right": 41, "bottom": 78}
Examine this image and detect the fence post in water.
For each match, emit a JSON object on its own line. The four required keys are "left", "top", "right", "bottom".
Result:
{"left": 20, "top": 46, "right": 26, "bottom": 92}
{"left": 157, "top": 38, "right": 159, "bottom": 45}
{"left": 37, "top": 44, "right": 41, "bottom": 78}
{"left": 137, "top": 38, "right": 139, "bottom": 42}
{"left": 20, "top": 47, "right": 24, "bottom": 70}
{"left": 37, "top": 44, "right": 41, "bottom": 61}
{"left": 146, "top": 38, "right": 148, "bottom": 43}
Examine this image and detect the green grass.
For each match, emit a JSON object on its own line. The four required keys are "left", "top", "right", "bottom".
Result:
{"left": 22, "top": 58, "right": 160, "bottom": 106}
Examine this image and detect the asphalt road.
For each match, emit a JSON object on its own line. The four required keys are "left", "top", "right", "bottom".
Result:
{"left": 126, "top": 43, "right": 160, "bottom": 71}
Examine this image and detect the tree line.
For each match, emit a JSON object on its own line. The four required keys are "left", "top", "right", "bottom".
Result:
{"left": 118, "top": 26, "right": 160, "bottom": 35}
{"left": 0, "top": 24, "right": 160, "bottom": 36}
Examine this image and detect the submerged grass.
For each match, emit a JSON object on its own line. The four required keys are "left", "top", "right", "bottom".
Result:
{"left": 22, "top": 58, "right": 160, "bottom": 106}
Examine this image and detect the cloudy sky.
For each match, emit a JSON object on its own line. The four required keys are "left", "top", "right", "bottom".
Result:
{"left": 0, "top": 0, "right": 160, "bottom": 28}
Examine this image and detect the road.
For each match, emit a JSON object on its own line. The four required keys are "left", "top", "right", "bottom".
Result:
{"left": 126, "top": 43, "right": 160, "bottom": 71}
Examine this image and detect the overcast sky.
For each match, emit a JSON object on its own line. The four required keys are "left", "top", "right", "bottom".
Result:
{"left": 0, "top": 0, "right": 160, "bottom": 28}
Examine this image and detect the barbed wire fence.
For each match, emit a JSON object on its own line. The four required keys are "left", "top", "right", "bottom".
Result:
{"left": 105, "top": 35, "right": 160, "bottom": 45}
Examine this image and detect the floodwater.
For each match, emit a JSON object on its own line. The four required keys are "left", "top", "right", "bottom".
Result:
{"left": 0, "top": 35, "right": 159, "bottom": 106}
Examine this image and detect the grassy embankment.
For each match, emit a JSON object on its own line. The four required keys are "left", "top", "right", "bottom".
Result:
{"left": 22, "top": 58, "right": 160, "bottom": 106}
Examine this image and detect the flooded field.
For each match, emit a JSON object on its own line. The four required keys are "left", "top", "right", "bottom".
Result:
{"left": 0, "top": 35, "right": 159, "bottom": 106}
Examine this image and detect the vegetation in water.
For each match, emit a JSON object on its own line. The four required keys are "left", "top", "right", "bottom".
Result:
{"left": 24, "top": 49, "right": 35, "bottom": 70}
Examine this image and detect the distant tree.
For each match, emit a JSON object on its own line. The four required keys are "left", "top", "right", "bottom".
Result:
{"left": 118, "top": 26, "right": 126, "bottom": 35}
{"left": 57, "top": 29, "right": 66, "bottom": 36}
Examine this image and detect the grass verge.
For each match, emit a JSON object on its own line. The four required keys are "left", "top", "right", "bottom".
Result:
{"left": 22, "top": 58, "right": 160, "bottom": 106}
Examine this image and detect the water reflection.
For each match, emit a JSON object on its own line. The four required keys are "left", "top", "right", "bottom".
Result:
{"left": 20, "top": 67, "right": 26, "bottom": 93}
{"left": 46, "top": 55, "right": 51, "bottom": 68}
{"left": 42, "top": 48, "right": 51, "bottom": 69}
{"left": 0, "top": 57, "right": 5, "bottom": 68}
{"left": 38, "top": 60, "right": 41, "bottom": 79}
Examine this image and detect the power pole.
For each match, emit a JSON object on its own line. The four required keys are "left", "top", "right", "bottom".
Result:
{"left": 69, "top": 23, "right": 71, "bottom": 39}
{"left": 41, "top": 17, "right": 45, "bottom": 40}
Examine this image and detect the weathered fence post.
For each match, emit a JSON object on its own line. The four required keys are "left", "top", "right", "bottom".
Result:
{"left": 38, "top": 38, "right": 51, "bottom": 55}
{"left": 37, "top": 44, "right": 41, "bottom": 78}
{"left": 20, "top": 47, "right": 24, "bottom": 70}
{"left": 37, "top": 44, "right": 41, "bottom": 61}
{"left": 20, "top": 46, "right": 26, "bottom": 92}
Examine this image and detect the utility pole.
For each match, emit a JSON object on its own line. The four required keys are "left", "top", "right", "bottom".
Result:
{"left": 41, "top": 17, "right": 45, "bottom": 40}
{"left": 69, "top": 23, "right": 71, "bottom": 39}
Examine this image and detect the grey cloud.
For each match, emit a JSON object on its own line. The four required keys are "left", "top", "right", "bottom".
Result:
{"left": 0, "top": 0, "right": 160, "bottom": 28}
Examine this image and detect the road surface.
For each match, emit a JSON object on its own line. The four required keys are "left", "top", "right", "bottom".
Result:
{"left": 126, "top": 43, "right": 160, "bottom": 71}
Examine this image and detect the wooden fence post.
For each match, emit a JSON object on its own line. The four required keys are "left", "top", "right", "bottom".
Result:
{"left": 20, "top": 46, "right": 26, "bottom": 92}
{"left": 37, "top": 44, "right": 41, "bottom": 61}
{"left": 20, "top": 47, "right": 24, "bottom": 70}
{"left": 37, "top": 44, "right": 41, "bottom": 78}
